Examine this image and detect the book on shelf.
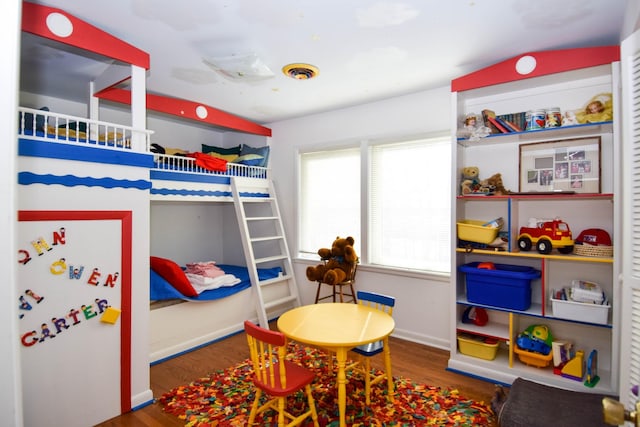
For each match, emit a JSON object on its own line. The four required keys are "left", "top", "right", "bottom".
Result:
{"left": 494, "top": 116, "right": 518, "bottom": 132}
{"left": 496, "top": 115, "right": 522, "bottom": 132}
{"left": 487, "top": 116, "right": 510, "bottom": 133}
{"left": 482, "top": 109, "right": 502, "bottom": 133}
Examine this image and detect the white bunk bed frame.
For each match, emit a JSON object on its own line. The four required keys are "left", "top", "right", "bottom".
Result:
{"left": 19, "top": 2, "right": 299, "bottom": 366}
{"left": 17, "top": 105, "right": 297, "bottom": 363}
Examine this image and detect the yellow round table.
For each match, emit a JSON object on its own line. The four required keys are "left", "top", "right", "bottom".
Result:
{"left": 277, "top": 303, "right": 395, "bottom": 427}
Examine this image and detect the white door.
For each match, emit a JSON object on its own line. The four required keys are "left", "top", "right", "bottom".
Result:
{"left": 619, "top": 27, "right": 640, "bottom": 415}
{"left": 18, "top": 217, "right": 125, "bottom": 427}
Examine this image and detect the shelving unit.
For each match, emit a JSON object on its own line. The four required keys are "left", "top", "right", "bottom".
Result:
{"left": 448, "top": 47, "right": 621, "bottom": 395}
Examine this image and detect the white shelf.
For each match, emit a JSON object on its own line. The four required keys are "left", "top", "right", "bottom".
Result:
{"left": 450, "top": 48, "right": 619, "bottom": 396}
{"left": 457, "top": 121, "right": 613, "bottom": 147}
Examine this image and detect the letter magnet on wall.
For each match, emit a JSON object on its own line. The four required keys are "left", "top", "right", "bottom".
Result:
{"left": 100, "top": 306, "right": 121, "bottom": 325}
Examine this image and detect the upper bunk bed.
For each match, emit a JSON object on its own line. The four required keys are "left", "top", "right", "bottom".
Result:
{"left": 19, "top": 2, "right": 273, "bottom": 203}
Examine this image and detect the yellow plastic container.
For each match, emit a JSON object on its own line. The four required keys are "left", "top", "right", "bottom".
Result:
{"left": 457, "top": 218, "right": 502, "bottom": 244}
{"left": 457, "top": 334, "right": 500, "bottom": 360}
{"left": 514, "top": 344, "right": 553, "bottom": 368}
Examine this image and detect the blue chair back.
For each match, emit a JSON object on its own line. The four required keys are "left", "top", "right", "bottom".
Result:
{"left": 357, "top": 291, "right": 395, "bottom": 315}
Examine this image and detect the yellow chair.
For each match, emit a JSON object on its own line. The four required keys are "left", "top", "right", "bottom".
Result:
{"left": 314, "top": 260, "right": 358, "bottom": 304}
{"left": 347, "top": 290, "right": 395, "bottom": 404}
{"left": 244, "top": 320, "right": 319, "bottom": 427}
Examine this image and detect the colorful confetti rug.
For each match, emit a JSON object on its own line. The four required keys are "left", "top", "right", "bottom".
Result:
{"left": 159, "top": 343, "right": 494, "bottom": 426}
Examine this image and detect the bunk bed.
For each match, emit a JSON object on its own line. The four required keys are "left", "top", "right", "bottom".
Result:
{"left": 17, "top": 105, "right": 274, "bottom": 363}
{"left": 19, "top": 2, "right": 281, "bottom": 365}
{"left": 144, "top": 143, "right": 274, "bottom": 363}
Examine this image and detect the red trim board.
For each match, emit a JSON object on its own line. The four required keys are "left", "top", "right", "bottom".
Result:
{"left": 451, "top": 46, "right": 620, "bottom": 92}
{"left": 96, "top": 87, "right": 273, "bottom": 137}
{"left": 21, "top": 2, "right": 149, "bottom": 70}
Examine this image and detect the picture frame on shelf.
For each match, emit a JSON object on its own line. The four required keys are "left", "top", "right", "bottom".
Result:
{"left": 519, "top": 137, "right": 601, "bottom": 194}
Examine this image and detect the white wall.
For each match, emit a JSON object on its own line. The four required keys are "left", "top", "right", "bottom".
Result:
{"left": 268, "top": 87, "right": 454, "bottom": 348}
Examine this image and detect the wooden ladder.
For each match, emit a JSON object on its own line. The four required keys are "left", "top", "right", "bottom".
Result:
{"left": 231, "top": 177, "right": 301, "bottom": 327}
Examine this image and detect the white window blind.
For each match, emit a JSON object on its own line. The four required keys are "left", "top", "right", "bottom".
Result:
{"left": 369, "top": 137, "right": 451, "bottom": 272}
{"left": 299, "top": 148, "right": 361, "bottom": 256}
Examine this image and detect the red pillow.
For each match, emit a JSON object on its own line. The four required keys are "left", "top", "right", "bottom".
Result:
{"left": 150, "top": 256, "right": 198, "bottom": 297}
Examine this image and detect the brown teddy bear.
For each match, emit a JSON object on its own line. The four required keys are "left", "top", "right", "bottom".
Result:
{"left": 480, "top": 173, "right": 510, "bottom": 195}
{"left": 306, "top": 236, "right": 358, "bottom": 285}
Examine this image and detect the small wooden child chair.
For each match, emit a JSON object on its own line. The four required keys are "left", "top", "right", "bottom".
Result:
{"left": 244, "top": 320, "right": 319, "bottom": 427}
{"left": 347, "top": 290, "right": 396, "bottom": 404}
{"left": 314, "top": 260, "right": 358, "bottom": 304}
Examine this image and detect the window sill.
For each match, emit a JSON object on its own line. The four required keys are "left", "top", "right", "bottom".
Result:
{"left": 293, "top": 257, "right": 450, "bottom": 282}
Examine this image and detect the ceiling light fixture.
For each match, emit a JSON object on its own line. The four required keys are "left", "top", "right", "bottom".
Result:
{"left": 204, "top": 53, "right": 274, "bottom": 81}
{"left": 282, "top": 63, "right": 319, "bottom": 80}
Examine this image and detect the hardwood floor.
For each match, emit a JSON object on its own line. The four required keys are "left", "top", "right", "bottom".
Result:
{"left": 97, "top": 328, "right": 499, "bottom": 426}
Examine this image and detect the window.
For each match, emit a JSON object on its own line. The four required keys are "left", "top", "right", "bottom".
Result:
{"left": 299, "top": 148, "right": 361, "bottom": 256}
{"left": 369, "top": 137, "right": 451, "bottom": 272}
{"left": 298, "top": 135, "right": 451, "bottom": 274}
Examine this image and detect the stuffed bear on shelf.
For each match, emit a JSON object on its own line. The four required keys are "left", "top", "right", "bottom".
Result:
{"left": 460, "top": 166, "right": 481, "bottom": 195}
{"left": 306, "top": 236, "right": 358, "bottom": 286}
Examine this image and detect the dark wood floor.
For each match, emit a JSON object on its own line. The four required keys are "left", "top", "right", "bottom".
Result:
{"left": 97, "top": 327, "right": 499, "bottom": 426}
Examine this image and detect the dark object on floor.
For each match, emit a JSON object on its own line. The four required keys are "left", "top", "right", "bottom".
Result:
{"left": 497, "top": 377, "right": 616, "bottom": 427}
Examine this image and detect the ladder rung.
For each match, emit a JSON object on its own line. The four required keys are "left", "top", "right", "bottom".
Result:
{"left": 240, "top": 197, "right": 275, "bottom": 203}
{"left": 255, "top": 255, "right": 288, "bottom": 264}
{"left": 259, "top": 274, "right": 292, "bottom": 287}
{"left": 251, "top": 235, "right": 283, "bottom": 243}
{"left": 264, "top": 295, "right": 297, "bottom": 310}
{"left": 246, "top": 216, "right": 278, "bottom": 221}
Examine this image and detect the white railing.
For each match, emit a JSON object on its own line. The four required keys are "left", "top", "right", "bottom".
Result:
{"left": 18, "top": 106, "right": 268, "bottom": 180}
{"left": 153, "top": 153, "right": 268, "bottom": 179}
{"left": 17, "top": 106, "right": 152, "bottom": 152}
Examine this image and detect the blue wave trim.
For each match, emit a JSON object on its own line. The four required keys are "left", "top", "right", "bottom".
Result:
{"left": 150, "top": 188, "right": 268, "bottom": 198}
{"left": 150, "top": 170, "right": 230, "bottom": 184}
{"left": 18, "top": 172, "right": 151, "bottom": 190}
{"left": 151, "top": 188, "right": 232, "bottom": 197}
{"left": 19, "top": 139, "right": 153, "bottom": 168}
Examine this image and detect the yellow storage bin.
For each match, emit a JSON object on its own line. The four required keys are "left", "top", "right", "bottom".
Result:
{"left": 457, "top": 218, "right": 503, "bottom": 244}
{"left": 514, "top": 344, "right": 553, "bottom": 368}
{"left": 457, "top": 334, "right": 500, "bottom": 360}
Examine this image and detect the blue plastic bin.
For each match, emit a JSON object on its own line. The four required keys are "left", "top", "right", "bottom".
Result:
{"left": 459, "top": 262, "right": 541, "bottom": 310}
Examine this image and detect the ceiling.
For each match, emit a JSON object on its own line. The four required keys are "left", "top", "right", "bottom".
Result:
{"left": 20, "top": 0, "right": 630, "bottom": 125}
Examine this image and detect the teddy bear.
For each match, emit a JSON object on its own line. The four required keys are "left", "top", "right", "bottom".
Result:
{"left": 306, "top": 236, "right": 358, "bottom": 285}
{"left": 460, "top": 166, "right": 480, "bottom": 195}
{"left": 479, "top": 173, "right": 510, "bottom": 195}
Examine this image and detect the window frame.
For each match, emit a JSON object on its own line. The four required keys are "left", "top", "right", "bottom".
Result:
{"left": 296, "top": 132, "right": 452, "bottom": 278}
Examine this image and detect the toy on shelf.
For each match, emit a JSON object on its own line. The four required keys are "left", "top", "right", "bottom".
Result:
{"left": 457, "top": 113, "right": 491, "bottom": 141}
{"left": 461, "top": 306, "right": 489, "bottom": 326}
{"left": 552, "top": 340, "right": 574, "bottom": 375}
{"left": 574, "top": 228, "right": 613, "bottom": 258}
{"left": 574, "top": 93, "right": 613, "bottom": 124}
{"left": 460, "top": 166, "right": 481, "bottom": 195}
{"left": 584, "top": 350, "right": 600, "bottom": 387}
{"left": 457, "top": 217, "right": 508, "bottom": 250}
{"left": 561, "top": 349, "right": 585, "bottom": 382}
{"left": 517, "top": 217, "right": 574, "bottom": 254}
{"left": 514, "top": 324, "right": 554, "bottom": 368}
{"left": 460, "top": 167, "right": 510, "bottom": 196}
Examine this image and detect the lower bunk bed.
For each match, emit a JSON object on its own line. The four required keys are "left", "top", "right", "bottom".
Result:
{"left": 149, "top": 258, "right": 282, "bottom": 363}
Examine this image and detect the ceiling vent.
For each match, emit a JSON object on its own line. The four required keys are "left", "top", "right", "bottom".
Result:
{"left": 282, "top": 63, "right": 319, "bottom": 80}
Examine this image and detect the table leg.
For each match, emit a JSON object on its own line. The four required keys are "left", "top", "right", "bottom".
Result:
{"left": 383, "top": 336, "right": 394, "bottom": 401}
{"left": 335, "top": 347, "right": 347, "bottom": 427}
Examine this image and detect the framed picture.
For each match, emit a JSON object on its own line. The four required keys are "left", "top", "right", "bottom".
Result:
{"left": 519, "top": 137, "right": 601, "bottom": 193}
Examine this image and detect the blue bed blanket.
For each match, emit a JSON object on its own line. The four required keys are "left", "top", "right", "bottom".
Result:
{"left": 150, "top": 264, "right": 281, "bottom": 302}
